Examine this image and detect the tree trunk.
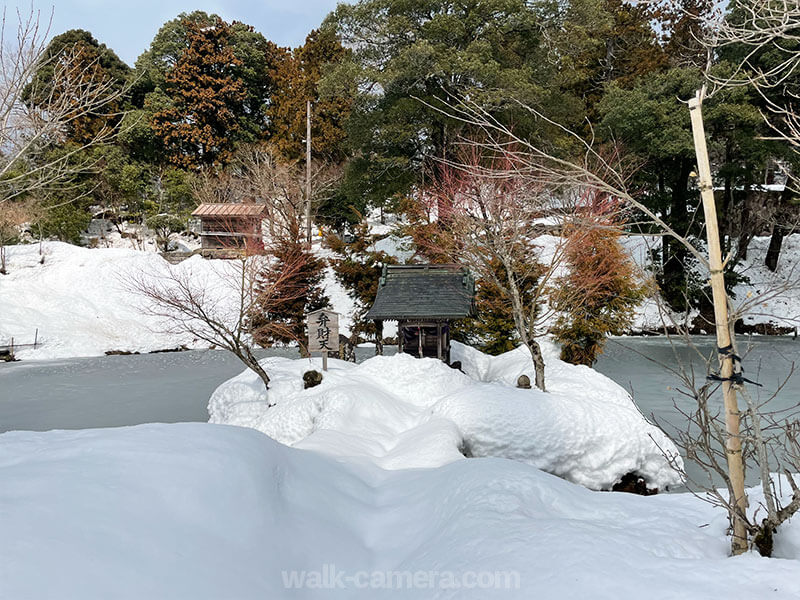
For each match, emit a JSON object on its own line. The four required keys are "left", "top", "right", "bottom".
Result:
{"left": 526, "top": 339, "right": 546, "bottom": 392}
{"left": 765, "top": 186, "right": 792, "bottom": 271}
{"left": 238, "top": 347, "right": 271, "bottom": 397}
{"left": 661, "top": 159, "right": 692, "bottom": 310}
{"left": 765, "top": 224, "right": 785, "bottom": 272}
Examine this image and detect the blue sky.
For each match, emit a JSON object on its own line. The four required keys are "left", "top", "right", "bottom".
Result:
{"left": 42, "top": 1, "right": 341, "bottom": 66}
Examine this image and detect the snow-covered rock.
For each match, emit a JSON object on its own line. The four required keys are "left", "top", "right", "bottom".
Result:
{"left": 209, "top": 341, "right": 683, "bottom": 490}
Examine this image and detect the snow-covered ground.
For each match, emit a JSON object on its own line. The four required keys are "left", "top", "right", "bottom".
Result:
{"left": 0, "top": 240, "right": 373, "bottom": 360}
{"left": 0, "top": 242, "right": 237, "bottom": 359}
{"left": 2, "top": 232, "right": 799, "bottom": 598}
{"left": 1, "top": 422, "right": 798, "bottom": 599}
{"left": 733, "top": 236, "right": 800, "bottom": 330}
{"left": 621, "top": 234, "right": 800, "bottom": 332}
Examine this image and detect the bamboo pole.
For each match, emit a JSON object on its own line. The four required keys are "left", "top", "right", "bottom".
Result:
{"left": 305, "top": 100, "right": 312, "bottom": 245}
{"left": 688, "top": 89, "right": 748, "bottom": 555}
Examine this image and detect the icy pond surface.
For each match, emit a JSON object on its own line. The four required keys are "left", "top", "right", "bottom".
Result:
{"left": 597, "top": 336, "right": 800, "bottom": 436}
{"left": 1, "top": 336, "right": 798, "bottom": 455}
{"left": 0, "top": 347, "right": 394, "bottom": 433}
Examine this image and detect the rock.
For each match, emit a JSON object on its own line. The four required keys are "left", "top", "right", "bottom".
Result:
{"left": 303, "top": 370, "right": 323, "bottom": 389}
{"left": 612, "top": 472, "right": 658, "bottom": 496}
{"left": 516, "top": 374, "right": 532, "bottom": 389}
{"left": 449, "top": 360, "right": 462, "bottom": 371}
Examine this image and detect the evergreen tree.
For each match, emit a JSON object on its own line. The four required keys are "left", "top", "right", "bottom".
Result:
{"left": 251, "top": 235, "right": 329, "bottom": 353}
{"left": 326, "top": 219, "right": 398, "bottom": 342}
{"left": 24, "top": 29, "right": 131, "bottom": 144}
{"left": 151, "top": 17, "right": 248, "bottom": 169}
{"left": 321, "top": 0, "right": 573, "bottom": 215}
{"left": 268, "top": 29, "right": 352, "bottom": 162}
{"left": 551, "top": 206, "right": 646, "bottom": 366}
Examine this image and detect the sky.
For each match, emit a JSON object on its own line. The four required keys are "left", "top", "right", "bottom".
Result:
{"left": 40, "top": 1, "right": 341, "bottom": 66}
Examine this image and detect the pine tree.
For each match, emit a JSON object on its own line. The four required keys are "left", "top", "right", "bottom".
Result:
{"left": 326, "top": 219, "right": 398, "bottom": 342}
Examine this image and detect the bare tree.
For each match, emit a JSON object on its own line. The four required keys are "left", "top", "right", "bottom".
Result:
{"left": 0, "top": 7, "right": 127, "bottom": 206}
{"left": 709, "top": 1, "right": 800, "bottom": 157}
{"left": 0, "top": 198, "right": 32, "bottom": 273}
{"left": 645, "top": 295, "right": 800, "bottom": 557}
{"left": 704, "top": 1, "right": 800, "bottom": 271}
{"left": 128, "top": 235, "right": 309, "bottom": 397}
{"left": 191, "top": 144, "right": 342, "bottom": 239}
{"left": 421, "top": 149, "right": 579, "bottom": 391}
{"left": 424, "top": 92, "right": 800, "bottom": 554}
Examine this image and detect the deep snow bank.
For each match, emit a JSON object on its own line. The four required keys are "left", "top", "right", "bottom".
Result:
{"left": 0, "top": 242, "right": 359, "bottom": 360}
{"left": 209, "top": 340, "right": 683, "bottom": 490}
{"left": 0, "top": 242, "right": 235, "bottom": 359}
{"left": 1, "top": 423, "right": 797, "bottom": 599}
{"left": 3, "top": 234, "right": 799, "bottom": 360}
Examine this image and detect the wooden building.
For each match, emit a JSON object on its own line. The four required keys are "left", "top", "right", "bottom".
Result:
{"left": 191, "top": 203, "right": 267, "bottom": 257}
{"left": 366, "top": 264, "right": 476, "bottom": 363}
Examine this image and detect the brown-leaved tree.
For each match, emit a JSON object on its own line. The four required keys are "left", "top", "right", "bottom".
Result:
{"left": 152, "top": 17, "right": 247, "bottom": 169}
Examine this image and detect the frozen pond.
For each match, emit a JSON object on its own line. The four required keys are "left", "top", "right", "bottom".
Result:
{"left": 0, "top": 347, "right": 391, "bottom": 433}
{"left": 1, "top": 337, "right": 798, "bottom": 489}
{"left": 595, "top": 336, "right": 800, "bottom": 437}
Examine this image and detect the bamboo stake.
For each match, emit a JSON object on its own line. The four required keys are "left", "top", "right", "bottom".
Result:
{"left": 305, "top": 100, "right": 312, "bottom": 245}
{"left": 688, "top": 89, "right": 748, "bottom": 555}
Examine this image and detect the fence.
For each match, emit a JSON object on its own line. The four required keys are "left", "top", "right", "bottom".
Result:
{"left": 0, "top": 329, "right": 40, "bottom": 358}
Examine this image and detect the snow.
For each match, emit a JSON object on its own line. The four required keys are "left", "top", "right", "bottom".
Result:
{"left": 368, "top": 234, "right": 415, "bottom": 262}
{"left": 0, "top": 241, "right": 365, "bottom": 359}
{"left": 3, "top": 237, "right": 800, "bottom": 598}
{"left": 1, "top": 423, "right": 798, "bottom": 599}
{"left": 732, "top": 235, "right": 800, "bottom": 331}
{"left": 0, "top": 242, "right": 237, "bottom": 359}
{"left": 209, "top": 340, "right": 683, "bottom": 490}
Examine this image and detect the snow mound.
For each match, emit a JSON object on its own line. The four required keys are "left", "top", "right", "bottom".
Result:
{"left": 1, "top": 423, "right": 797, "bottom": 599}
{"left": 0, "top": 242, "right": 363, "bottom": 359}
{"left": 209, "top": 341, "right": 683, "bottom": 490}
{"left": 0, "top": 243, "right": 235, "bottom": 359}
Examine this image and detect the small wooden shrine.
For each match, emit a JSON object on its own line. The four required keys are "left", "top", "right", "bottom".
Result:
{"left": 366, "top": 264, "right": 476, "bottom": 363}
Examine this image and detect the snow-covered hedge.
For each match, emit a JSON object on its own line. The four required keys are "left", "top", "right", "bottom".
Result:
{"left": 209, "top": 340, "right": 683, "bottom": 490}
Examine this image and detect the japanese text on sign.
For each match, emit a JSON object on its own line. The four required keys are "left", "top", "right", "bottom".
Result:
{"left": 307, "top": 309, "right": 339, "bottom": 353}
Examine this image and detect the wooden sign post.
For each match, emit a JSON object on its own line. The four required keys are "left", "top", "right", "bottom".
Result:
{"left": 307, "top": 308, "right": 338, "bottom": 371}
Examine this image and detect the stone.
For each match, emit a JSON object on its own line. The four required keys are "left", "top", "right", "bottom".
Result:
{"left": 516, "top": 374, "right": 532, "bottom": 389}
{"left": 303, "top": 370, "right": 323, "bottom": 389}
{"left": 338, "top": 334, "right": 356, "bottom": 362}
{"left": 612, "top": 472, "right": 658, "bottom": 496}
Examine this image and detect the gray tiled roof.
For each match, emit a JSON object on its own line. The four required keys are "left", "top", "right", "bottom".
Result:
{"left": 366, "top": 264, "right": 476, "bottom": 321}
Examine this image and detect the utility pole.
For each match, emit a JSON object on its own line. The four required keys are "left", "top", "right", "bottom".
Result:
{"left": 305, "top": 100, "right": 312, "bottom": 245}
{"left": 689, "top": 88, "right": 748, "bottom": 555}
